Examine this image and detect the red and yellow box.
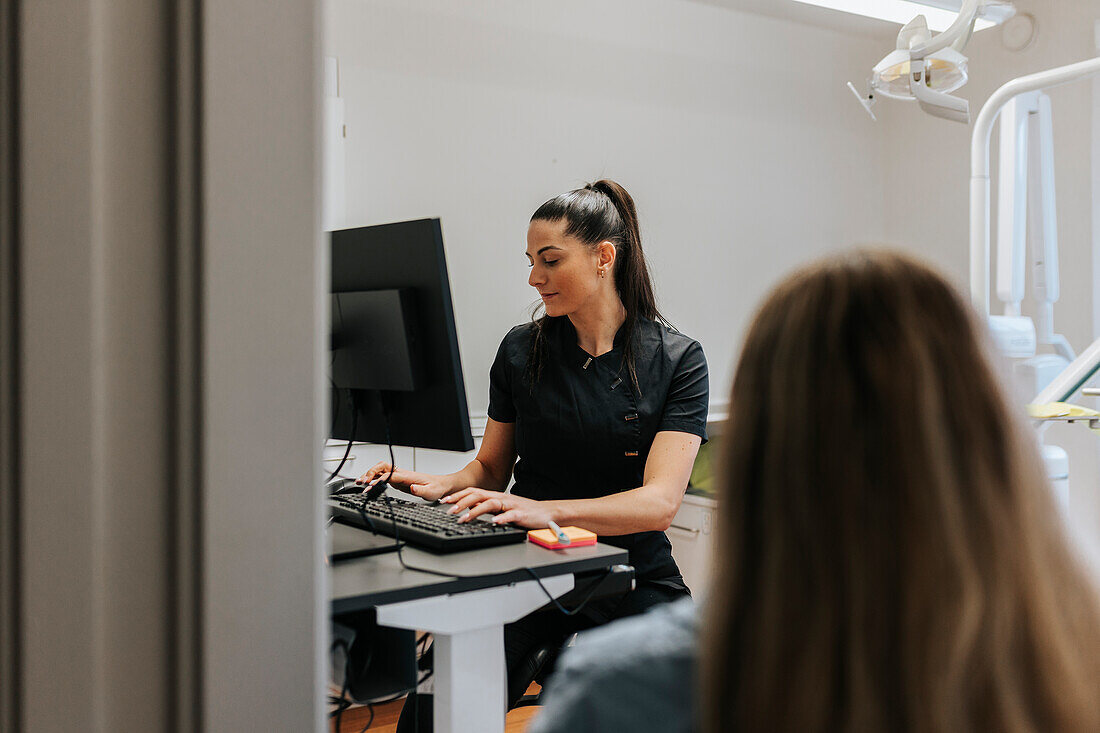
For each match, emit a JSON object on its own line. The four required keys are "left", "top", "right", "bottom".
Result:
{"left": 527, "top": 526, "right": 597, "bottom": 550}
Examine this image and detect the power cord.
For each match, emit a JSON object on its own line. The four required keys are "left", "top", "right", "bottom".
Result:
{"left": 521, "top": 566, "right": 615, "bottom": 617}
{"left": 328, "top": 376, "right": 340, "bottom": 440}
{"left": 327, "top": 389, "right": 357, "bottom": 484}
{"left": 357, "top": 705, "right": 374, "bottom": 732}
{"left": 342, "top": 669, "right": 435, "bottom": 732}
{"left": 332, "top": 619, "right": 431, "bottom": 732}
{"left": 330, "top": 637, "right": 352, "bottom": 729}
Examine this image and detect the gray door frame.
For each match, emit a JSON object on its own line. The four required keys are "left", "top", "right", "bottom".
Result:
{"left": 2, "top": 1, "right": 325, "bottom": 730}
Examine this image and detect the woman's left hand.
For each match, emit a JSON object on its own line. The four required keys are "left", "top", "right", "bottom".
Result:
{"left": 442, "top": 488, "right": 555, "bottom": 529}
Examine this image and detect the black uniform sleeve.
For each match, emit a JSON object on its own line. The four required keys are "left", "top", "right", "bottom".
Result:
{"left": 487, "top": 333, "right": 517, "bottom": 423}
{"left": 657, "top": 340, "right": 709, "bottom": 442}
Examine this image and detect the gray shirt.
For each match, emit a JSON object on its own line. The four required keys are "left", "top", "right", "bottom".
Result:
{"left": 528, "top": 597, "right": 697, "bottom": 733}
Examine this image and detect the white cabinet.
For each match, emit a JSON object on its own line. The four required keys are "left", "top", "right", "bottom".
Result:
{"left": 668, "top": 493, "right": 718, "bottom": 597}
{"left": 668, "top": 416, "right": 723, "bottom": 596}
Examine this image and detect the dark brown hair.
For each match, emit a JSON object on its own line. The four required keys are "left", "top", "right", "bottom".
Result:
{"left": 526, "top": 179, "right": 666, "bottom": 391}
{"left": 703, "top": 250, "right": 1100, "bottom": 733}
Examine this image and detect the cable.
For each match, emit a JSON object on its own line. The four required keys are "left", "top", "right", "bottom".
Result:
{"left": 330, "top": 637, "right": 352, "bottom": 729}
{"left": 326, "top": 436, "right": 354, "bottom": 486}
{"left": 379, "top": 391, "right": 396, "bottom": 490}
{"left": 357, "top": 704, "right": 375, "bottom": 732}
{"left": 342, "top": 668, "right": 435, "bottom": 732}
{"left": 328, "top": 376, "right": 340, "bottom": 438}
{"left": 330, "top": 620, "right": 376, "bottom": 726}
{"left": 522, "top": 566, "right": 615, "bottom": 617}
{"left": 354, "top": 669, "right": 433, "bottom": 708}
{"left": 327, "top": 389, "right": 357, "bottom": 484}
{"left": 411, "top": 628, "right": 432, "bottom": 733}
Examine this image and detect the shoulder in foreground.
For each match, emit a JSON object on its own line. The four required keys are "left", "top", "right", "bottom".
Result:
{"left": 553, "top": 597, "right": 696, "bottom": 681}
{"left": 529, "top": 598, "right": 698, "bottom": 733}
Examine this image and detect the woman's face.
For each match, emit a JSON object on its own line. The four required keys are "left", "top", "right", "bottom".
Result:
{"left": 526, "top": 218, "right": 602, "bottom": 318}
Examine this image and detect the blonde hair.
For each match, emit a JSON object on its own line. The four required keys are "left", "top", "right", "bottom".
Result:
{"left": 703, "top": 250, "right": 1100, "bottom": 733}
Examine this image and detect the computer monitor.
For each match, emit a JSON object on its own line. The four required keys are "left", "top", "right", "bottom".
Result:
{"left": 329, "top": 218, "right": 474, "bottom": 453}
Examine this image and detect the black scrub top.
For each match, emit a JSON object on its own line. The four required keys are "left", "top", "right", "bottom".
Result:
{"left": 488, "top": 316, "right": 709, "bottom": 586}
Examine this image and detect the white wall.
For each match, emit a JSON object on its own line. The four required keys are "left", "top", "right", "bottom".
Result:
{"left": 324, "top": 0, "right": 890, "bottom": 413}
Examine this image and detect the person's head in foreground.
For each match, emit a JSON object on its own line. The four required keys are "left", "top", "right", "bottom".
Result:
{"left": 704, "top": 250, "right": 1100, "bottom": 733}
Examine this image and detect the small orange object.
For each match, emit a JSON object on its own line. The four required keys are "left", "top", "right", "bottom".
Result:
{"left": 527, "top": 526, "right": 597, "bottom": 550}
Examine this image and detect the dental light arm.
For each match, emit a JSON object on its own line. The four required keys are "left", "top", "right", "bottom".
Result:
{"left": 994, "top": 92, "right": 1072, "bottom": 357}
{"left": 1029, "top": 93, "right": 1070, "bottom": 358}
{"left": 970, "top": 56, "right": 1100, "bottom": 317}
{"left": 996, "top": 94, "right": 1029, "bottom": 314}
{"left": 911, "top": 0, "right": 979, "bottom": 58}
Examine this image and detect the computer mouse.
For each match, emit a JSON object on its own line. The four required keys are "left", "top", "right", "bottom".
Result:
{"left": 362, "top": 480, "right": 392, "bottom": 501}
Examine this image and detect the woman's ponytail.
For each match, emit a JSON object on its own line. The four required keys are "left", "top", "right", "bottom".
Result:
{"left": 587, "top": 179, "right": 658, "bottom": 323}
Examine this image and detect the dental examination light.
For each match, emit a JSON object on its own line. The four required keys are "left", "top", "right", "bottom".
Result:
{"left": 845, "top": 0, "right": 1016, "bottom": 123}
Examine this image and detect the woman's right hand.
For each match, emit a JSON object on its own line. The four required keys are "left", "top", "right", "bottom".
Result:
{"left": 355, "top": 462, "right": 454, "bottom": 502}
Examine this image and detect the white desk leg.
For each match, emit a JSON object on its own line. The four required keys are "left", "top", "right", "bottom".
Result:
{"left": 376, "top": 575, "right": 574, "bottom": 733}
{"left": 433, "top": 625, "right": 504, "bottom": 733}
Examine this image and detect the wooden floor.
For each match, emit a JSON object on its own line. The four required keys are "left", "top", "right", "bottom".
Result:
{"left": 331, "top": 684, "right": 542, "bottom": 733}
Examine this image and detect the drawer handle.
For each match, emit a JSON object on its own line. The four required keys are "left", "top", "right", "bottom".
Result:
{"left": 323, "top": 456, "right": 357, "bottom": 462}
{"left": 669, "top": 523, "right": 700, "bottom": 535}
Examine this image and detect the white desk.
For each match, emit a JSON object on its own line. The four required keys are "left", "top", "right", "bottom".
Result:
{"left": 330, "top": 525, "right": 629, "bottom": 733}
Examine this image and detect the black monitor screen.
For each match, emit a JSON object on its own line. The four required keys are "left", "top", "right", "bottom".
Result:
{"left": 329, "top": 218, "right": 473, "bottom": 452}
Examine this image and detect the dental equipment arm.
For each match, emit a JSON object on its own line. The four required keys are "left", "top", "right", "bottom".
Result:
{"left": 994, "top": 92, "right": 1073, "bottom": 360}
{"left": 1034, "top": 339, "right": 1100, "bottom": 405}
{"left": 969, "top": 55, "right": 1100, "bottom": 316}
{"left": 911, "top": 0, "right": 979, "bottom": 59}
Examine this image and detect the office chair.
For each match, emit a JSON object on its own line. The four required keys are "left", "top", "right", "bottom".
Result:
{"left": 510, "top": 633, "right": 576, "bottom": 708}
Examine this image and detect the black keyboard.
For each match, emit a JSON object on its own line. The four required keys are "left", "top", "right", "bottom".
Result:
{"left": 328, "top": 493, "right": 528, "bottom": 553}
